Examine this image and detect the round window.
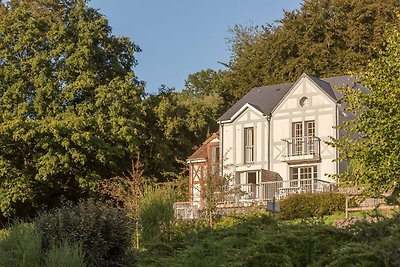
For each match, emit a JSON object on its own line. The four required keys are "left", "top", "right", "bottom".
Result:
{"left": 299, "top": 96, "right": 309, "bottom": 107}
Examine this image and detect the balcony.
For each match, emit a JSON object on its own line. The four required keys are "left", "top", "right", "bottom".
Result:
{"left": 281, "top": 136, "right": 321, "bottom": 163}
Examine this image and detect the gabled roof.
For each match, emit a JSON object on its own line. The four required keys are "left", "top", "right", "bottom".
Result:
{"left": 187, "top": 132, "right": 219, "bottom": 162}
{"left": 229, "top": 103, "right": 266, "bottom": 122}
{"left": 218, "top": 73, "right": 362, "bottom": 123}
{"left": 218, "top": 82, "right": 292, "bottom": 123}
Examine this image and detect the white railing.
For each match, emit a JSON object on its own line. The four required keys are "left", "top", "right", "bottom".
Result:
{"left": 217, "top": 178, "right": 333, "bottom": 203}
{"left": 173, "top": 202, "right": 199, "bottom": 220}
{"left": 282, "top": 136, "right": 321, "bottom": 157}
{"left": 173, "top": 179, "right": 334, "bottom": 219}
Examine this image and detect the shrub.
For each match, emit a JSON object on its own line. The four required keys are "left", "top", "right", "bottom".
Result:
{"left": 0, "top": 223, "right": 42, "bottom": 267}
{"left": 44, "top": 240, "right": 86, "bottom": 267}
{"left": 279, "top": 192, "right": 345, "bottom": 220}
{"left": 35, "top": 199, "right": 132, "bottom": 267}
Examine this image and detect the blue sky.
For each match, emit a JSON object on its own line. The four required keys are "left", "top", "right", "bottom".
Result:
{"left": 89, "top": 1, "right": 302, "bottom": 94}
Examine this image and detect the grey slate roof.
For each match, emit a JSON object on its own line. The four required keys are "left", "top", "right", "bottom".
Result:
{"left": 218, "top": 73, "right": 362, "bottom": 122}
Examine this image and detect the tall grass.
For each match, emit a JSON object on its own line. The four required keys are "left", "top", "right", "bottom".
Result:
{"left": 44, "top": 240, "right": 86, "bottom": 267}
{"left": 140, "top": 184, "right": 176, "bottom": 243}
{"left": 0, "top": 223, "right": 42, "bottom": 267}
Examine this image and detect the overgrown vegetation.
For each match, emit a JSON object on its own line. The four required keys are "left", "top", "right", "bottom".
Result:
{"left": 136, "top": 212, "right": 400, "bottom": 267}
{"left": 35, "top": 199, "right": 132, "bottom": 267}
{"left": 100, "top": 160, "right": 178, "bottom": 248}
{"left": 0, "top": 199, "right": 399, "bottom": 266}
{"left": 0, "top": 222, "right": 86, "bottom": 267}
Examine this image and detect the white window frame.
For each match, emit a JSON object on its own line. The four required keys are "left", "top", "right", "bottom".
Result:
{"left": 290, "top": 165, "right": 317, "bottom": 188}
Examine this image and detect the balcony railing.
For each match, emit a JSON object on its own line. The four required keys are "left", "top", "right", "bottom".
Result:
{"left": 281, "top": 136, "right": 321, "bottom": 162}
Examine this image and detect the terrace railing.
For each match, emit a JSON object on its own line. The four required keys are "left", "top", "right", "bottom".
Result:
{"left": 173, "top": 178, "right": 334, "bottom": 219}
{"left": 217, "top": 178, "right": 333, "bottom": 203}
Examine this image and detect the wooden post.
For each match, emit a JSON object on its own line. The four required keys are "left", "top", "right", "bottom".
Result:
{"left": 345, "top": 196, "right": 349, "bottom": 219}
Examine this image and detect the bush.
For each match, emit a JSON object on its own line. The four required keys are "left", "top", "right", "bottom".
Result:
{"left": 0, "top": 223, "right": 42, "bottom": 267}
{"left": 279, "top": 192, "right": 345, "bottom": 220}
{"left": 35, "top": 199, "right": 132, "bottom": 267}
{"left": 44, "top": 240, "right": 86, "bottom": 267}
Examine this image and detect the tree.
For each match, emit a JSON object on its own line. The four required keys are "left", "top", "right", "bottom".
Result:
{"left": 222, "top": 0, "right": 400, "bottom": 103}
{"left": 331, "top": 17, "right": 400, "bottom": 199}
{"left": 140, "top": 83, "right": 223, "bottom": 180}
{"left": 0, "top": 0, "right": 144, "bottom": 217}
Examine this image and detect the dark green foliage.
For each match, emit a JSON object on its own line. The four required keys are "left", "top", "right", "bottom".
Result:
{"left": 0, "top": 222, "right": 86, "bottom": 267}
{"left": 314, "top": 215, "right": 400, "bottom": 266}
{"left": 314, "top": 243, "right": 384, "bottom": 267}
{"left": 35, "top": 199, "right": 132, "bottom": 267}
{"left": 0, "top": 0, "right": 144, "bottom": 217}
{"left": 136, "top": 213, "right": 400, "bottom": 267}
{"left": 141, "top": 83, "right": 223, "bottom": 179}
{"left": 137, "top": 213, "right": 353, "bottom": 267}
{"left": 279, "top": 192, "right": 346, "bottom": 220}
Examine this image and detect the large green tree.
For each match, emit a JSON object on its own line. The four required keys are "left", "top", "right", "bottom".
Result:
{"left": 0, "top": 0, "right": 144, "bottom": 216}
{"left": 332, "top": 17, "right": 400, "bottom": 199}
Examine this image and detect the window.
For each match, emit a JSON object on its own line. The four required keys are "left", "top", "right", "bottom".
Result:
{"left": 238, "top": 171, "right": 257, "bottom": 184}
{"left": 305, "top": 121, "right": 315, "bottom": 154}
{"left": 292, "top": 122, "right": 303, "bottom": 155}
{"left": 306, "top": 121, "right": 315, "bottom": 137}
{"left": 291, "top": 120, "right": 315, "bottom": 156}
{"left": 299, "top": 96, "right": 309, "bottom": 107}
{"left": 210, "top": 146, "right": 220, "bottom": 176}
{"left": 210, "top": 146, "right": 220, "bottom": 163}
{"left": 290, "top": 166, "right": 317, "bottom": 188}
{"left": 244, "top": 127, "right": 254, "bottom": 163}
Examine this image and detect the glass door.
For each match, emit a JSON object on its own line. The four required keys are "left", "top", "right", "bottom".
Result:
{"left": 292, "top": 122, "right": 303, "bottom": 156}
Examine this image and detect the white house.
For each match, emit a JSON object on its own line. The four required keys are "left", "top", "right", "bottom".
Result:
{"left": 179, "top": 73, "right": 365, "bottom": 216}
